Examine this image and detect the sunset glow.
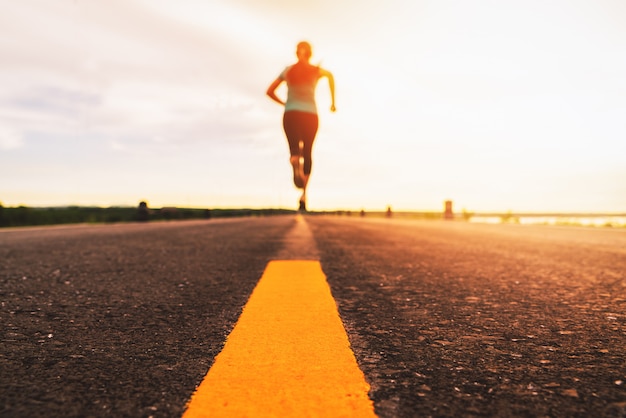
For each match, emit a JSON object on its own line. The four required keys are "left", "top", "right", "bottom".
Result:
{"left": 1, "top": 1, "right": 625, "bottom": 213}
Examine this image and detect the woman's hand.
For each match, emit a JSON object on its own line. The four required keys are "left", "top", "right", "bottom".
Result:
{"left": 266, "top": 78, "right": 285, "bottom": 106}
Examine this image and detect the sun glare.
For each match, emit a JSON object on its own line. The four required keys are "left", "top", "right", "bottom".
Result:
{"left": 1, "top": 1, "right": 624, "bottom": 212}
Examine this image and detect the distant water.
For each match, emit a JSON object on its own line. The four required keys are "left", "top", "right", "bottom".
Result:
{"left": 469, "top": 215, "right": 626, "bottom": 228}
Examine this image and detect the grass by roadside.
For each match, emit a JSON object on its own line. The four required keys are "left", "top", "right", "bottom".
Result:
{"left": 0, "top": 204, "right": 295, "bottom": 228}
{"left": 1, "top": 203, "right": 623, "bottom": 228}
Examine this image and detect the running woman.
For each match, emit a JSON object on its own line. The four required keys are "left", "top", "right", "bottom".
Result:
{"left": 266, "top": 41, "right": 336, "bottom": 211}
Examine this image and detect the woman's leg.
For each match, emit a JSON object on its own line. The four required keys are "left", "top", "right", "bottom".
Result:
{"left": 283, "top": 112, "right": 304, "bottom": 188}
{"left": 300, "top": 113, "right": 319, "bottom": 179}
{"left": 298, "top": 113, "right": 319, "bottom": 207}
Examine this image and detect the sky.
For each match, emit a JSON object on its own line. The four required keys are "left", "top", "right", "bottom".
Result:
{"left": 1, "top": 0, "right": 625, "bottom": 213}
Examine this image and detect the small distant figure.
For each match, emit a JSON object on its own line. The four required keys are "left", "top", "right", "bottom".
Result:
{"left": 266, "top": 41, "right": 336, "bottom": 211}
{"left": 137, "top": 201, "right": 149, "bottom": 222}
{"left": 386, "top": 206, "right": 393, "bottom": 218}
{"left": 444, "top": 200, "right": 454, "bottom": 220}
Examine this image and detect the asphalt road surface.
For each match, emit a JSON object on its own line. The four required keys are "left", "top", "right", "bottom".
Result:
{"left": 1, "top": 215, "right": 625, "bottom": 417}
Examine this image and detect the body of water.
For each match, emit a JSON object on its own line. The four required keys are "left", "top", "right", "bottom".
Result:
{"left": 469, "top": 215, "right": 626, "bottom": 228}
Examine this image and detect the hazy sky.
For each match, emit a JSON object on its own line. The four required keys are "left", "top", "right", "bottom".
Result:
{"left": 1, "top": 0, "right": 625, "bottom": 212}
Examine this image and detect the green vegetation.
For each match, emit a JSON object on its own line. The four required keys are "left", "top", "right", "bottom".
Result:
{"left": 2, "top": 201, "right": 623, "bottom": 228}
{"left": 0, "top": 203, "right": 295, "bottom": 228}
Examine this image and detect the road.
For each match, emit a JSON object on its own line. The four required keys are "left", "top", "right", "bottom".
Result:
{"left": 1, "top": 215, "right": 625, "bottom": 417}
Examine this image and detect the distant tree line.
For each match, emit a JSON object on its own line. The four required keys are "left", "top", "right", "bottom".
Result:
{"left": 0, "top": 203, "right": 295, "bottom": 228}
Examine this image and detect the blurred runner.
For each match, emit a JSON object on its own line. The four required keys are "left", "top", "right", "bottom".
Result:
{"left": 267, "top": 41, "right": 336, "bottom": 211}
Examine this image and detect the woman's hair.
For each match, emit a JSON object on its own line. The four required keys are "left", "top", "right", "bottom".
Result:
{"left": 286, "top": 41, "right": 319, "bottom": 84}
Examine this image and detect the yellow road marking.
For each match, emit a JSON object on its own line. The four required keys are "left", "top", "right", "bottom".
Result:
{"left": 183, "top": 260, "right": 376, "bottom": 417}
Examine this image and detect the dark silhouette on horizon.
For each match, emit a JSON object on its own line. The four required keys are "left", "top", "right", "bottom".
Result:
{"left": 266, "top": 41, "right": 336, "bottom": 211}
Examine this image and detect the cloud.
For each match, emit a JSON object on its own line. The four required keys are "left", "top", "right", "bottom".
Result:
{"left": 2, "top": 0, "right": 625, "bottom": 211}
{"left": 0, "top": 126, "right": 23, "bottom": 150}
{"left": 0, "top": 0, "right": 284, "bottom": 157}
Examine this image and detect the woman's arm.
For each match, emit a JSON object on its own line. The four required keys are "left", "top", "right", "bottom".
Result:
{"left": 320, "top": 69, "right": 336, "bottom": 112}
{"left": 266, "top": 77, "right": 285, "bottom": 106}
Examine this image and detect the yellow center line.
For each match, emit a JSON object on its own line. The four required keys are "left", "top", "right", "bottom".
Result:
{"left": 183, "top": 260, "right": 376, "bottom": 417}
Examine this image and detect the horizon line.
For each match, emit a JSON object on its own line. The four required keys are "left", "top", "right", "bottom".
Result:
{"left": 2, "top": 204, "right": 625, "bottom": 217}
